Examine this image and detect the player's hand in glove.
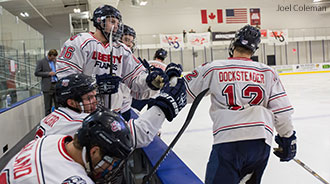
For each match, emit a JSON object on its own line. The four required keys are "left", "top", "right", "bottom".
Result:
{"left": 146, "top": 67, "right": 169, "bottom": 90}
{"left": 96, "top": 73, "right": 121, "bottom": 94}
{"left": 149, "top": 78, "right": 187, "bottom": 121}
{"left": 165, "top": 63, "right": 183, "bottom": 78}
{"left": 273, "top": 131, "right": 297, "bottom": 162}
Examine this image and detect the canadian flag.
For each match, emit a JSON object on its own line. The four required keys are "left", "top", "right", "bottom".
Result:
{"left": 201, "top": 9, "right": 223, "bottom": 24}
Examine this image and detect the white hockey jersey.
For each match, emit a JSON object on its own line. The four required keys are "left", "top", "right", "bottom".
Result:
{"left": 0, "top": 135, "right": 94, "bottom": 184}
{"left": 34, "top": 105, "right": 166, "bottom": 149}
{"left": 184, "top": 58, "right": 294, "bottom": 146}
{"left": 56, "top": 32, "right": 155, "bottom": 111}
{"left": 35, "top": 107, "right": 88, "bottom": 138}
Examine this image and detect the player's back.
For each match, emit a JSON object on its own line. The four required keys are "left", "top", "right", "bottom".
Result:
{"left": 203, "top": 58, "right": 277, "bottom": 110}
{"left": 35, "top": 107, "right": 87, "bottom": 138}
{"left": 1, "top": 135, "right": 94, "bottom": 183}
{"left": 184, "top": 58, "right": 282, "bottom": 145}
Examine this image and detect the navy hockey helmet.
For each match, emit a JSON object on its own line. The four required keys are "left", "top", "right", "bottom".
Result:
{"left": 77, "top": 108, "right": 134, "bottom": 160}
{"left": 229, "top": 25, "right": 261, "bottom": 57}
{"left": 121, "top": 24, "right": 137, "bottom": 52}
{"left": 122, "top": 24, "right": 136, "bottom": 39}
{"left": 91, "top": 5, "right": 123, "bottom": 42}
{"left": 154, "top": 48, "right": 167, "bottom": 61}
{"left": 56, "top": 73, "right": 97, "bottom": 107}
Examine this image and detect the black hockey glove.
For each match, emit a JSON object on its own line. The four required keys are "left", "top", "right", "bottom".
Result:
{"left": 149, "top": 78, "right": 187, "bottom": 121}
{"left": 146, "top": 67, "right": 169, "bottom": 90}
{"left": 96, "top": 73, "right": 121, "bottom": 95}
{"left": 273, "top": 131, "right": 297, "bottom": 162}
{"left": 165, "top": 63, "right": 183, "bottom": 79}
{"left": 138, "top": 57, "right": 152, "bottom": 72}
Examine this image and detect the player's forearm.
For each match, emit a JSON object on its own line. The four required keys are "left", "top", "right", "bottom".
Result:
{"left": 133, "top": 106, "right": 165, "bottom": 148}
{"left": 274, "top": 116, "right": 295, "bottom": 137}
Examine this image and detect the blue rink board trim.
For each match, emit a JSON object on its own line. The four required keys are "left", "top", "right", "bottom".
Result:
{"left": 143, "top": 136, "right": 203, "bottom": 184}
{"left": 0, "top": 93, "right": 42, "bottom": 114}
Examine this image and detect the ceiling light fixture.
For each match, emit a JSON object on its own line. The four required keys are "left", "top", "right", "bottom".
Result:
{"left": 20, "top": 12, "right": 29, "bottom": 17}
{"left": 139, "top": 0, "right": 148, "bottom": 6}
{"left": 73, "top": 8, "right": 81, "bottom": 13}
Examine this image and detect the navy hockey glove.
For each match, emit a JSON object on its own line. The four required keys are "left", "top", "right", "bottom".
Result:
{"left": 96, "top": 73, "right": 121, "bottom": 95}
{"left": 273, "top": 131, "right": 297, "bottom": 162}
{"left": 165, "top": 63, "right": 183, "bottom": 79}
{"left": 146, "top": 67, "right": 169, "bottom": 90}
{"left": 149, "top": 78, "right": 187, "bottom": 121}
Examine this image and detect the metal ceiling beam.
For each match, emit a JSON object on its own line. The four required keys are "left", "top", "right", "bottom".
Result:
{"left": 25, "top": 0, "right": 53, "bottom": 27}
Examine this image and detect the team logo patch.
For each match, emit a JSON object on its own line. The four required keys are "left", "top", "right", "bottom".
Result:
{"left": 111, "top": 121, "right": 122, "bottom": 132}
{"left": 62, "top": 176, "right": 87, "bottom": 184}
{"left": 61, "top": 79, "right": 70, "bottom": 87}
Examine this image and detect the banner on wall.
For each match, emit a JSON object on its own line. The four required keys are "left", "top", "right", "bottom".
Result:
{"left": 211, "top": 31, "right": 236, "bottom": 41}
{"left": 186, "top": 32, "right": 211, "bottom": 48}
{"left": 159, "top": 34, "right": 184, "bottom": 50}
{"left": 260, "top": 29, "right": 267, "bottom": 38}
{"left": 200, "top": 9, "right": 223, "bottom": 24}
{"left": 250, "top": 8, "right": 261, "bottom": 26}
{"left": 267, "top": 29, "right": 288, "bottom": 45}
{"left": 10, "top": 60, "right": 16, "bottom": 73}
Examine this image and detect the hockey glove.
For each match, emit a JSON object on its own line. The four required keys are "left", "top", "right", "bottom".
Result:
{"left": 96, "top": 73, "right": 122, "bottom": 95}
{"left": 138, "top": 57, "right": 151, "bottom": 72}
{"left": 149, "top": 78, "right": 187, "bottom": 121}
{"left": 146, "top": 67, "right": 169, "bottom": 90}
{"left": 273, "top": 131, "right": 297, "bottom": 162}
{"left": 165, "top": 63, "right": 183, "bottom": 79}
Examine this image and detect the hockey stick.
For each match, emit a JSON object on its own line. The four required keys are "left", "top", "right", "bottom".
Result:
{"left": 142, "top": 88, "right": 209, "bottom": 184}
{"left": 294, "top": 158, "right": 329, "bottom": 184}
{"left": 108, "top": 25, "right": 114, "bottom": 109}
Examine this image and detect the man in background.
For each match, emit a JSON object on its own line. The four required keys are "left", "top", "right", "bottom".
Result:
{"left": 35, "top": 49, "right": 58, "bottom": 116}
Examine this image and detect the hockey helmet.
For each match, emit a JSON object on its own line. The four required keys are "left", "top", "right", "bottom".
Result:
{"left": 122, "top": 24, "right": 136, "bottom": 39}
{"left": 56, "top": 73, "right": 97, "bottom": 107}
{"left": 229, "top": 25, "right": 261, "bottom": 57}
{"left": 77, "top": 108, "right": 134, "bottom": 160}
{"left": 121, "top": 24, "right": 137, "bottom": 52}
{"left": 91, "top": 5, "right": 123, "bottom": 42}
{"left": 154, "top": 48, "right": 167, "bottom": 61}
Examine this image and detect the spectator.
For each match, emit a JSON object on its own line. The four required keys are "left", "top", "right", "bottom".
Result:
{"left": 189, "top": 29, "right": 196, "bottom": 33}
{"left": 35, "top": 49, "right": 58, "bottom": 116}
{"left": 207, "top": 26, "right": 212, "bottom": 33}
{"left": 183, "top": 29, "right": 187, "bottom": 42}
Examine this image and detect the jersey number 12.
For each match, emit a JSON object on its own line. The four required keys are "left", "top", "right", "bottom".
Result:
{"left": 222, "top": 84, "right": 265, "bottom": 110}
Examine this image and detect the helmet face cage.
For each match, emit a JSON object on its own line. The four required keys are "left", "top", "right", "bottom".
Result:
{"left": 56, "top": 74, "right": 97, "bottom": 112}
{"left": 99, "top": 15, "right": 123, "bottom": 42}
{"left": 92, "top": 154, "right": 123, "bottom": 182}
{"left": 121, "top": 24, "right": 136, "bottom": 52}
{"left": 92, "top": 5, "right": 123, "bottom": 42}
{"left": 77, "top": 108, "right": 134, "bottom": 181}
{"left": 228, "top": 25, "right": 261, "bottom": 57}
{"left": 79, "top": 90, "right": 98, "bottom": 113}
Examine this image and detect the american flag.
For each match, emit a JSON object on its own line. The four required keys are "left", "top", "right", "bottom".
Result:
{"left": 226, "top": 8, "right": 247, "bottom": 24}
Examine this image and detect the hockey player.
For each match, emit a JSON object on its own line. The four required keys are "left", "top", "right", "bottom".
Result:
{"left": 148, "top": 48, "right": 168, "bottom": 71}
{"left": 120, "top": 24, "right": 136, "bottom": 53}
{"left": 183, "top": 25, "right": 297, "bottom": 184}
{"left": 118, "top": 24, "right": 139, "bottom": 121}
{"left": 35, "top": 73, "right": 97, "bottom": 138}
{"left": 1, "top": 76, "right": 187, "bottom": 183}
{"left": 56, "top": 5, "right": 166, "bottom": 112}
